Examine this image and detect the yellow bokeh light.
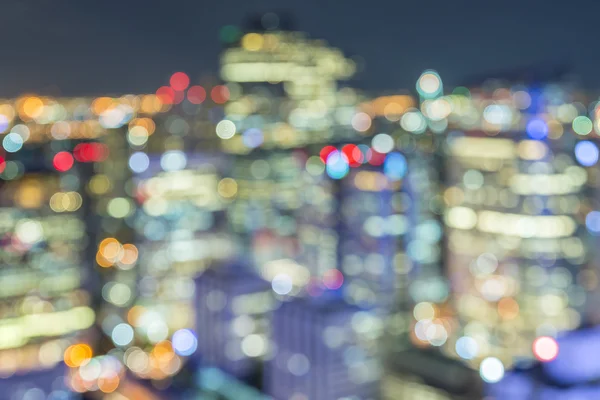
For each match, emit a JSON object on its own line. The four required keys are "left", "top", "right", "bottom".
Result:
{"left": 413, "top": 302, "right": 436, "bottom": 321}
{"left": 64, "top": 344, "right": 93, "bottom": 368}
{"left": 50, "top": 192, "right": 83, "bottom": 212}
{"left": 140, "top": 95, "right": 163, "bottom": 114}
{"left": 153, "top": 341, "right": 175, "bottom": 364}
{"left": 218, "top": 177, "right": 238, "bottom": 199}
{"left": 242, "top": 33, "right": 264, "bottom": 51}
{"left": 16, "top": 183, "right": 44, "bottom": 209}
{"left": 383, "top": 102, "right": 406, "bottom": 121}
{"left": 130, "top": 117, "right": 156, "bottom": 135}
{"left": 92, "top": 97, "right": 114, "bottom": 115}
{"left": 21, "top": 96, "right": 44, "bottom": 119}
{"left": 96, "top": 252, "right": 113, "bottom": 268}
{"left": 128, "top": 126, "right": 149, "bottom": 146}
{"left": 89, "top": 174, "right": 112, "bottom": 195}
{"left": 99, "top": 238, "right": 123, "bottom": 262}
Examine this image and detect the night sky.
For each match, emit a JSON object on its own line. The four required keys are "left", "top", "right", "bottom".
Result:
{"left": 1, "top": 0, "right": 599, "bottom": 97}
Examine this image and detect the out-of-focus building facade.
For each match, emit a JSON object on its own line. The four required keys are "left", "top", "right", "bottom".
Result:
{"left": 218, "top": 14, "right": 364, "bottom": 279}
{"left": 440, "top": 79, "right": 594, "bottom": 380}
{"left": 8, "top": 13, "right": 600, "bottom": 400}
{"left": 364, "top": 90, "right": 449, "bottom": 352}
{"left": 194, "top": 262, "right": 274, "bottom": 380}
{"left": 0, "top": 95, "right": 108, "bottom": 398}
{"left": 264, "top": 295, "right": 381, "bottom": 400}
{"left": 86, "top": 80, "right": 242, "bottom": 386}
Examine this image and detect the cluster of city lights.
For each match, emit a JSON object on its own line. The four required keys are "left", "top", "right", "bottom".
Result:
{"left": 315, "top": 143, "right": 407, "bottom": 181}
{"left": 156, "top": 72, "right": 229, "bottom": 106}
{"left": 8, "top": 14, "right": 600, "bottom": 400}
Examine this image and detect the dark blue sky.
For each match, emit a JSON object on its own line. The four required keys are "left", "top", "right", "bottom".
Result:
{"left": 1, "top": 0, "right": 598, "bottom": 97}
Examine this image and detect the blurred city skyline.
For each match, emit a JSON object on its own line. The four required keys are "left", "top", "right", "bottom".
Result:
{"left": 1, "top": 0, "right": 599, "bottom": 97}
{"left": 4, "top": 3, "right": 600, "bottom": 399}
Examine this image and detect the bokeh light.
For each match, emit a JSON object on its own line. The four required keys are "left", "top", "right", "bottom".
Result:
{"left": 533, "top": 336, "right": 559, "bottom": 362}
{"left": 53, "top": 152, "right": 74, "bottom": 172}
{"left": 526, "top": 118, "right": 548, "bottom": 140}
{"left": 480, "top": 357, "right": 504, "bottom": 383}
{"left": 170, "top": 72, "right": 190, "bottom": 91}
{"left": 172, "top": 329, "right": 198, "bottom": 356}
{"left": 574, "top": 140, "right": 598, "bottom": 166}
{"left": 187, "top": 86, "right": 206, "bottom": 104}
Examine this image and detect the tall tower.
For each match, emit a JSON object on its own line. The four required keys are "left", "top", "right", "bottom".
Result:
{"left": 442, "top": 78, "right": 589, "bottom": 380}
{"left": 368, "top": 96, "right": 448, "bottom": 342}
{"left": 97, "top": 78, "right": 238, "bottom": 384}
{"left": 0, "top": 95, "right": 103, "bottom": 398}
{"left": 218, "top": 13, "right": 358, "bottom": 276}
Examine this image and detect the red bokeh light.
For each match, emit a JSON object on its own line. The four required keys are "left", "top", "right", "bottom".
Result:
{"left": 0, "top": 156, "right": 5, "bottom": 173}
{"left": 74, "top": 143, "right": 109, "bottom": 162}
{"left": 323, "top": 269, "right": 344, "bottom": 290}
{"left": 170, "top": 72, "right": 190, "bottom": 91}
{"left": 53, "top": 152, "right": 74, "bottom": 172}
{"left": 156, "top": 86, "right": 175, "bottom": 105}
{"left": 369, "top": 149, "right": 386, "bottom": 166}
{"left": 342, "top": 144, "right": 362, "bottom": 167}
{"left": 187, "top": 86, "right": 207, "bottom": 104}
{"left": 211, "top": 85, "right": 230, "bottom": 104}
{"left": 319, "top": 145, "right": 337, "bottom": 163}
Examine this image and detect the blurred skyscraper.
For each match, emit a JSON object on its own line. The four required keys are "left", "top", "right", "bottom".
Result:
{"left": 218, "top": 13, "right": 362, "bottom": 277}
{"left": 89, "top": 81, "right": 241, "bottom": 385}
{"left": 130, "top": 154, "right": 232, "bottom": 345}
{"left": 0, "top": 95, "right": 105, "bottom": 398}
{"left": 6, "top": 10, "right": 600, "bottom": 400}
{"left": 194, "top": 262, "right": 274, "bottom": 380}
{"left": 264, "top": 295, "right": 381, "bottom": 400}
{"left": 365, "top": 90, "right": 449, "bottom": 351}
{"left": 441, "top": 78, "right": 592, "bottom": 378}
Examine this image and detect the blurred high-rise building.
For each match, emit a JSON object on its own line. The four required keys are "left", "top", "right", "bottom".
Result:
{"left": 264, "top": 295, "right": 382, "bottom": 400}
{"left": 218, "top": 13, "right": 364, "bottom": 278}
{"left": 129, "top": 154, "right": 232, "bottom": 339}
{"left": 364, "top": 91, "right": 449, "bottom": 350}
{"left": 0, "top": 95, "right": 108, "bottom": 398}
{"left": 194, "top": 262, "right": 274, "bottom": 380}
{"left": 86, "top": 81, "right": 242, "bottom": 385}
{"left": 296, "top": 142, "right": 407, "bottom": 310}
{"left": 440, "top": 78, "right": 592, "bottom": 377}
